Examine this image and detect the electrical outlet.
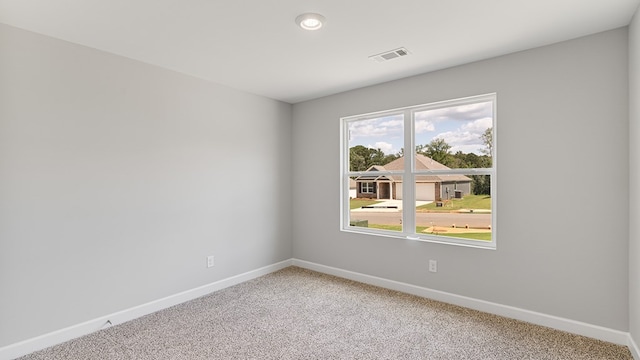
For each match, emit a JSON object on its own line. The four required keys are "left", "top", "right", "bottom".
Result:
{"left": 429, "top": 260, "right": 437, "bottom": 273}
{"left": 207, "top": 255, "right": 215, "bottom": 268}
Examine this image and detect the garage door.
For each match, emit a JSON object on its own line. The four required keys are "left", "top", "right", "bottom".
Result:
{"left": 416, "top": 183, "right": 435, "bottom": 201}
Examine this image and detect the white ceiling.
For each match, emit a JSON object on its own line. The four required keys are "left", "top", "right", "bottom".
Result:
{"left": 1, "top": 0, "right": 638, "bottom": 104}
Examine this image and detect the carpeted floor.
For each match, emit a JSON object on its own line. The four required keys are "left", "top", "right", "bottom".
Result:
{"left": 19, "top": 267, "right": 632, "bottom": 359}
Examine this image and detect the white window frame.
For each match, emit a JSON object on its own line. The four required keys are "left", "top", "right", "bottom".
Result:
{"left": 340, "top": 93, "right": 497, "bottom": 249}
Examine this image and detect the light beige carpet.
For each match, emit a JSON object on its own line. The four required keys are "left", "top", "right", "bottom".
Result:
{"left": 19, "top": 267, "right": 632, "bottom": 359}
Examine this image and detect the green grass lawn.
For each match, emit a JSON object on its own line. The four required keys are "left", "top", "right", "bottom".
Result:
{"left": 417, "top": 194, "right": 491, "bottom": 212}
{"left": 365, "top": 224, "right": 403, "bottom": 232}
{"left": 367, "top": 224, "right": 491, "bottom": 241}
{"left": 350, "top": 198, "right": 382, "bottom": 209}
{"left": 436, "top": 232, "right": 492, "bottom": 241}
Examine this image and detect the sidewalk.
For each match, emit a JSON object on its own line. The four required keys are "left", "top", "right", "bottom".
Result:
{"left": 350, "top": 199, "right": 431, "bottom": 212}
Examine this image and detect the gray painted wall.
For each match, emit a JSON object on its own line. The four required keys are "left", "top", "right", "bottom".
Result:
{"left": 1, "top": 17, "right": 635, "bottom": 353}
{"left": 0, "top": 24, "right": 292, "bottom": 347}
{"left": 292, "top": 28, "right": 629, "bottom": 331}
{"left": 629, "top": 5, "right": 640, "bottom": 350}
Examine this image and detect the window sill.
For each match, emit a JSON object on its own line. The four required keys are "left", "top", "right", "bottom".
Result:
{"left": 342, "top": 227, "right": 496, "bottom": 250}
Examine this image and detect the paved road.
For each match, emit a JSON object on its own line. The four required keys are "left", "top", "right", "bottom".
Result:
{"left": 350, "top": 211, "right": 491, "bottom": 228}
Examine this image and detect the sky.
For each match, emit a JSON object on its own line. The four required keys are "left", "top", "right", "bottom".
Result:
{"left": 348, "top": 101, "right": 493, "bottom": 156}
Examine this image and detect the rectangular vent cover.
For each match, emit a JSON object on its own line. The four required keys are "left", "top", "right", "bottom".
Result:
{"left": 369, "top": 47, "right": 410, "bottom": 63}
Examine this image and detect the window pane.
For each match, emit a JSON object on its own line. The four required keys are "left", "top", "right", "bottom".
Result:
{"left": 348, "top": 114, "right": 404, "bottom": 172}
{"left": 349, "top": 175, "right": 403, "bottom": 233}
{"left": 414, "top": 175, "right": 492, "bottom": 242}
{"left": 414, "top": 102, "right": 493, "bottom": 169}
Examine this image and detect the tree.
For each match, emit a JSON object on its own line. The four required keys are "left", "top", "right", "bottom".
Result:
{"left": 470, "top": 175, "right": 491, "bottom": 195}
{"left": 349, "top": 145, "right": 398, "bottom": 171}
{"left": 481, "top": 127, "right": 493, "bottom": 158}
{"left": 349, "top": 147, "right": 367, "bottom": 172}
{"left": 417, "top": 138, "right": 452, "bottom": 166}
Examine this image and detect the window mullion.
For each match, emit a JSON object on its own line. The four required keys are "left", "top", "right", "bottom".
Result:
{"left": 403, "top": 109, "right": 415, "bottom": 236}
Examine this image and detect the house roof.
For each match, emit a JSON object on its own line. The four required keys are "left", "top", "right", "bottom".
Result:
{"left": 355, "top": 154, "right": 472, "bottom": 183}
{"left": 353, "top": 165, "right": 394, "bottom": 182}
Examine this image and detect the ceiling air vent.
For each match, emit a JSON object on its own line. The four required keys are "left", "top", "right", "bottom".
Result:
{"left": 369, "top": 47, "right": 410, "bottom": 63}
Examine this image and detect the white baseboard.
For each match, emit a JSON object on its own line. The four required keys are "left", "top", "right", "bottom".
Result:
{"left": 2, "top": 258, "right": 634, "bottom": 360}
{"left": 630, "top": 334, "right": 640, "bottom": 360}
{"left": 0, "top": 259, "right": 292, "bottom": 360}
{"left": 292, "top": 259, "right": 631, "bottom": 347}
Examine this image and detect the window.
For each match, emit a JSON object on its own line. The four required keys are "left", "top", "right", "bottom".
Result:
{"left": 362, "top": 182, "right": 375, "bottom": 193}
{"left": 341, "top": 94, "right": 496, "bottom": 249}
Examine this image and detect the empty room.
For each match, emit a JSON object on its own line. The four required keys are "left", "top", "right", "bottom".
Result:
{"left": 1, "top": 0, "right": 640, "bottom": 359}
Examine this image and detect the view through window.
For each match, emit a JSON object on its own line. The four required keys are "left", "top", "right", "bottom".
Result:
{"left": 342, "top": 94, "right": 496, "bottom": 248}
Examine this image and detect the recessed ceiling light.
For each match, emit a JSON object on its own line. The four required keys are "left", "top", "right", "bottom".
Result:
{"left": 295, "top": 13, "right": 325, "bottom": 31}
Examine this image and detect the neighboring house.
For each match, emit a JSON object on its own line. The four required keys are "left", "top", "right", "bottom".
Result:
{"left": 349, "top": 178, "right": 357, "bottom": 199}
{"left": 354, "top": 154, "right": 472, "bottom": 201}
